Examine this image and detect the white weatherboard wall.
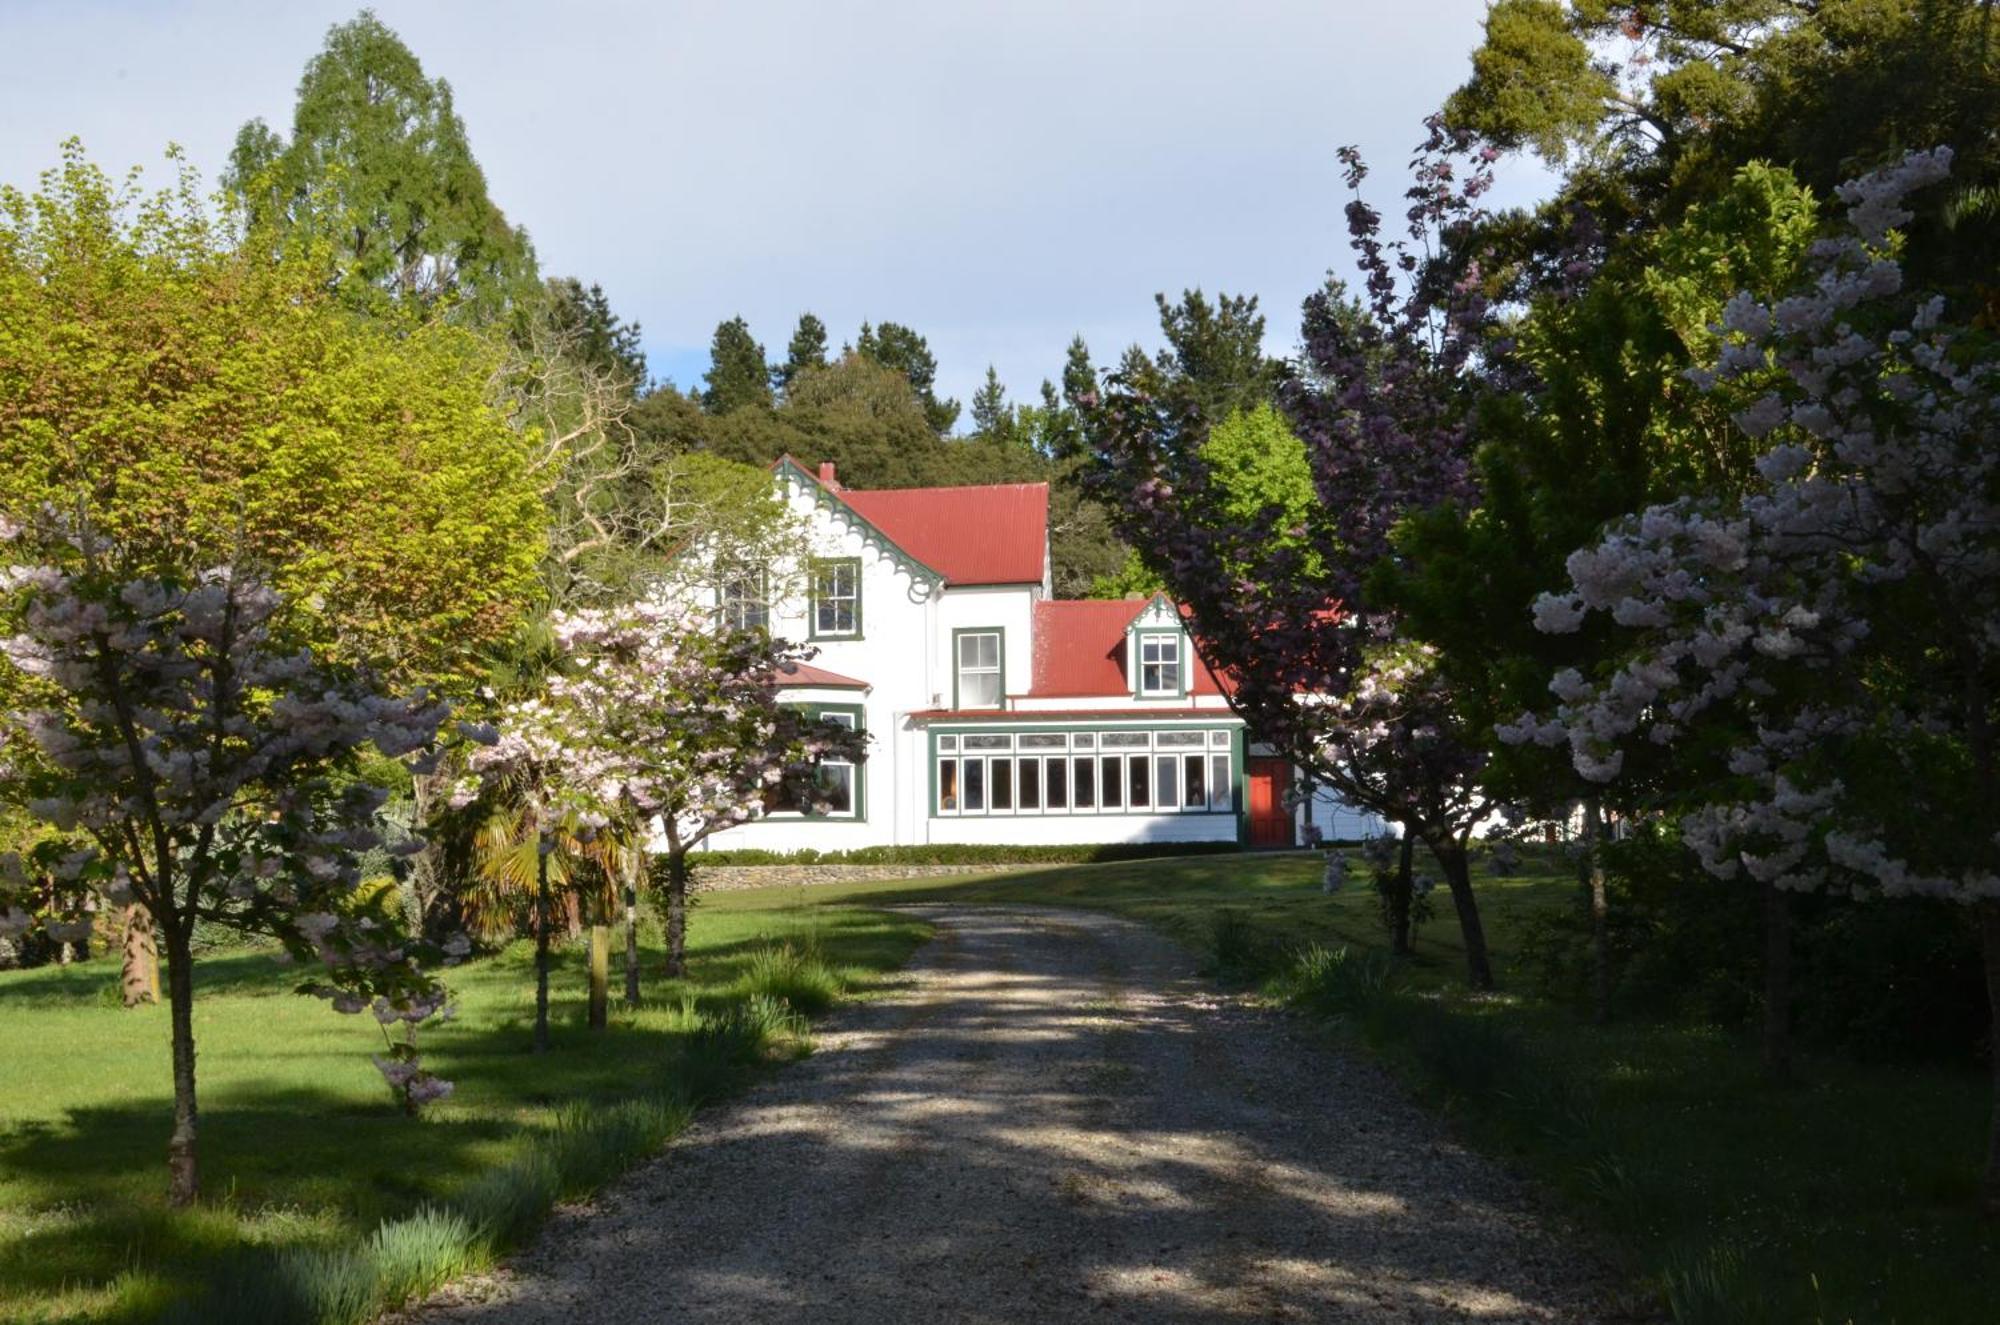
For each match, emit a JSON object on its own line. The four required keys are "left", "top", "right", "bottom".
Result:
{"left": 925, "top": 812, "right": 1237, "bottom": 846}
{"left": 933, "top": 585, "right": 1037, "bottom": 707}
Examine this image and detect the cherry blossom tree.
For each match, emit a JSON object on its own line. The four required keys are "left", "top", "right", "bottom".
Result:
{"left": 456, "top": 597, "right": 864, "bottom": 1025}
{"left": 546, "top": 600, "right": 866, "bottom": 979}
{"left": 1095, "top": 120, "right": 1504, "bottom": 986}
{"left": 0, "top": 526, "right": 458, "bottom": 1207}
{"left": 1509, "top": 148, "right": 2000, "bottom": 1209}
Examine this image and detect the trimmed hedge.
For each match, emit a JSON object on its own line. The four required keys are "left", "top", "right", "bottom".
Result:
{"left": 692, "top": 841, "right": 1249, "bottom": 868}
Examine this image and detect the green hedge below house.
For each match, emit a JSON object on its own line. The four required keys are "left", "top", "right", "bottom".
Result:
{"left": 692, "top": 842, "right": 1250, "bottom": 868}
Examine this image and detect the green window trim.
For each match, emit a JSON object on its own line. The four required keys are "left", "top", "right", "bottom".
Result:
{"left": 808, "top": 557, "right": 863, "bottom": 640}
{"left": 1133, "top": 628, "right": 1190, "bottom": 699}
{"left": 768, "top": 701, "right": 866, "bottom": 820}
{"left": 928, "top": 722, "right": 1246, "bottom": 821}
{"left": 951, "top": 626, "right": 1007, "bottom": 711}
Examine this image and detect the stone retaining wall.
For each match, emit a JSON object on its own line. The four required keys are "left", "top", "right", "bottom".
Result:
{"left": 692, "top": 863, "right": 1022, "bottom": 891}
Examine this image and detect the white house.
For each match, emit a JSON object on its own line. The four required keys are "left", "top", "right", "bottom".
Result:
{"left": 697, "top": 457, "right": 1387, "bottom": 854}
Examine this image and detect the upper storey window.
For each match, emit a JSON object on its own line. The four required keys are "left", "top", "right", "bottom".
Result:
{"left": 719, "top": 566, "right": 768, "bottom": 632}
{"left": 811, "top": 558, "right": 861, "bottom": 638}
{"left": 956, "top": 629, "right": 1003, "bottom": 708}
{"left": 1137, "top": 631, "right": 1182, "bottom": 696}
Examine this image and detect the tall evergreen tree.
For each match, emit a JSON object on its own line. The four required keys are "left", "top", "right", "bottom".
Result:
{"left": 775, "top": 312, "right": 830, "bottom": 394}
{"left": 224, "top": 9, "right": 537, "bottom": 322}
{"left": 1061, "top": 335, "right": 1097, "bottom": 409}
{"left": 544, "top": 278, "right": 646, "bottom": 391}
{"left": 970, "top": 365, "right": 1009, "bottom": 437}
{"left": 857, "top": 320, "right": 961, "bottom": 433}
{"left": 702, "top": 316, "right": 773, "bottom": 415}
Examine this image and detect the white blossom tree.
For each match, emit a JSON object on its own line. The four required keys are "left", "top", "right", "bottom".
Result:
{"left": 459, "top": 598, "right": 865, "bottom": 1002}
{"left": 0, "top": 527, "right": 459, "bottom": 1206}
{"left": 1506, "top": 148, "right": 2000, "bottom": 1209}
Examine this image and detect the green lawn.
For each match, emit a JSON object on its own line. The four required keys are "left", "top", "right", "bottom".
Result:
{"left": 0, "top": 900, "right": 929, "bottom": 1323}
{"left": 741, "top": 853, "right": 1999, "bottom": 1325}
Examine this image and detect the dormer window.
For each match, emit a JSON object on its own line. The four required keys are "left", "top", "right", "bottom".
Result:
{"left": 1137, "top": 631, "right": 1182, "bottom": 696}
{"left": 811, "top": 558, "right": 861, "bottom": 638}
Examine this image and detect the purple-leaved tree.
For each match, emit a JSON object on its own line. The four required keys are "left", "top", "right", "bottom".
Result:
{"left": 0, "top": 523, "right": 459, "bottom": 1206}
{"left": 1095, "top": 120, "right": 1504, "bottom": 986}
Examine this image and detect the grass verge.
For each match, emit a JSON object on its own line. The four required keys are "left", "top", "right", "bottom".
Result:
{"left": 0, "top": 903, "right": 923, "bottom": 1324}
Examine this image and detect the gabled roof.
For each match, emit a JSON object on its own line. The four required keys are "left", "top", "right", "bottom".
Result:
{"left": 772, "top": 661, "right": 870, "bottom": 691}
{"left": 772, "top": 456, "right": 1047, "bottom": 588}
{"left": 1029, "top": 599, "right": 1231, "bottom": 698}
{"left": 842, "top": 483, "right": 1048, "bottom": 587}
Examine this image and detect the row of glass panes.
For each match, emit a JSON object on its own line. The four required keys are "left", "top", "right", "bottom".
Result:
{"left": 937, "top": 751, "right": 1232, "bottom": 816}
{"left": 937, "top": 729, "right": 1232, "bottom": 753}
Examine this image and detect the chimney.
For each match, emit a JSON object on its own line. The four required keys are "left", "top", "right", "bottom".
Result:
{"left": 817, "top": 461, "right": 839, "bottom": 489}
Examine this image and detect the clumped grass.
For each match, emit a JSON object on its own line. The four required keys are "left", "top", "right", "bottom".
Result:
{"left": 737, "top": 938, "right": 844, "bottom": 1016}
{"left": 545, "top": 1095, "right": 693, "bottom": 1200}
{"left": 1199, "top": 907, "right": 1279, "bottom": 983}
{"left": 1265, "top": 942, "right": 1394, "bottom": 1021}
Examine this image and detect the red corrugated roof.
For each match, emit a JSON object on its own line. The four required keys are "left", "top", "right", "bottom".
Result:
{"left": 908, "top": 707, "right": 1233, "bottom": 723}
{"left": 772, "top": 661, "right": 870, "bottom": 690}
{"left": 840, "top": 483, "right": 1048, "bottom": 587}
{"left": 1029, "top": 599, "right": 1230, "bottom": 698}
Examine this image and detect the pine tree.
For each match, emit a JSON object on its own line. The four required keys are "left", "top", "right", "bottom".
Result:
{"left": 857, "top": 320, "right": 961, "bottom": 433}
{"left": 545, "top": 277, "right": 646, "bottom": 391}
{"left": 1061, "top": 335, "right": 1097, "bottom": 408}
{"left": 702, "top": 317, "right": 773, "bottom": 415}
{"left": 970, "top": 365, "right": 1009, "bottom": 437}
{"left": 774, "top": 312, "right": 830, "bottom": 395}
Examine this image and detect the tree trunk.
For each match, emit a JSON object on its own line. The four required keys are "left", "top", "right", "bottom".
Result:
{"left": 1580, "top": 798, "right": 1611, "bottom": 1025}
{"left": 1763, "top": 881, "right": 1793, "bottom": 1084}
{"left": 588, "top": 923, "right": 610, "bottom": 1030}
{"left": 1980, "top": 901, "right": 2000, "bottom": 1217}
{"left": 121, "top": 905, "right": 159, "bottom": 1007}
{"left": 164, "top": 924, "right": 200, "bottom": 1207}
{"left": 1436, "top": 841, "right": 1496, "bottom": 991}
{"left": 1390, "top": 831, "right": 1415, "bottom": 956}
{"left": 533, "top": 843, "right": 552, "bottom": 1055}
{"left": 623, "top": 854, "right": 642, "bottom": 1008}
{"left": 664, "top": 852, "right": 689, "bottom": 978}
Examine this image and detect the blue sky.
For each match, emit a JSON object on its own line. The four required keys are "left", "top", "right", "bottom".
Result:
{"left": 0, "top": 1, "right": 1552, "bottom": 417}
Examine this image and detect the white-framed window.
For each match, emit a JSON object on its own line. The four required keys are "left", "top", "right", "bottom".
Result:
{"left": 1137, "top": 631, "right": 1182, "bottom": 695}
{"left": 934, "top": 728, "right": 1235, "bottom": 817}
{"left": 811, "top": 559, "right": 861, "bottom": 637}
{"left": 719, "top": 566, "right": 768, "bottom": 632}
{"left": 956, "top": 630, "right": 1003, "bottom": 709}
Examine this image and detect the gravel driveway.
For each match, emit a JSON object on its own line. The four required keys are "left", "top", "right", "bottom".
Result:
{"left": 413, "top": 906, "right": 1616, "bottom": 1323}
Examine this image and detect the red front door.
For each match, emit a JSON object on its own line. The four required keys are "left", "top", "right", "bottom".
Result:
{"left": 1246, "top": 758, "right": 1294, "bottom": 847}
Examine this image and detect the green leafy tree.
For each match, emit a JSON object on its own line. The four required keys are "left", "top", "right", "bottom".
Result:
{"left": 775, "top": 312, "right": 829, "bottom": 394}
{"left": 857, "top": 320, "right": 961, "bottom": 433}
{"left": 0, "top": 142, "right": 542, "bottom": 695}
{"left": 225, "top": 9, "right": 538, "bottom": 322}
{"left": 702, "top": 316, "right": 774, "bottom": 415}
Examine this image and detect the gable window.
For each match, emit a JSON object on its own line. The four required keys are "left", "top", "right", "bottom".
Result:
{"left": 719, "top": 566, "right": 768, "bottom": 632}
{"left": 811, "top": 558, "right": 861, "bottom": 638}
{"left": 955, "top": 629, "right": 1004, "bottom": 709}
{"left": 1137, "top": 631, "right": 1182, "bottom": 696}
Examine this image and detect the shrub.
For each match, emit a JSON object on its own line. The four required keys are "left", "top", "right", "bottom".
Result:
{"left": 693, "top": 841, "right": 1246, "bottom": 867}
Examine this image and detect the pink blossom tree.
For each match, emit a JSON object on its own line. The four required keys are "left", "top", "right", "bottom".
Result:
{"left": 1509, "top": 148, "right": 2000, "bottom": 1209}
{"left": 456, "top": 597, "right": 865, "bottom": 1027}
{"left": 0, "top": 528, "right": 458, "bottom": 1206}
